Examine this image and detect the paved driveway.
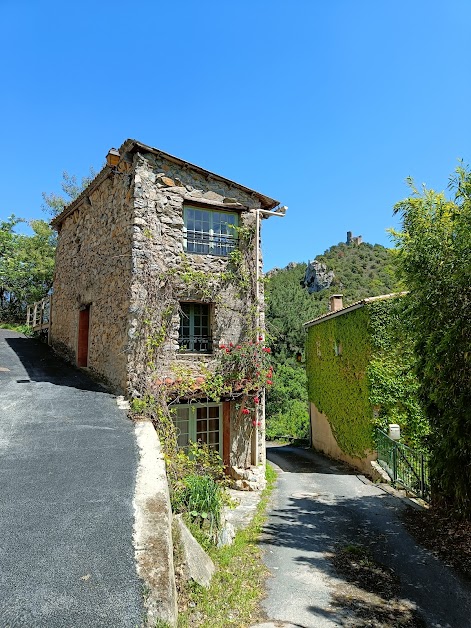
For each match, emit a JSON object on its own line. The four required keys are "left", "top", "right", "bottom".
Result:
{"left": 0, "top": 330, "right": 145, "bottom": 626}
{"left": 260, "top": 444, "right": 471, "bottom": 628}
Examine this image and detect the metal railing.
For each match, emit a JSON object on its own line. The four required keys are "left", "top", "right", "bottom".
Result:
{"left": 376, "top": 428, "right": 430, "bottom": 500}
{"left": 178, "top": 335, "right": 213, "bottom": 353}
{"left": 184, "top": 231, "right": 238, "bottom": 256}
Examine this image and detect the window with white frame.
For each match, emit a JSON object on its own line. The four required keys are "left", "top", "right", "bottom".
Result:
{"left": 179, "top": 302, "right": 212, "bottom": 353}
{"left": 173, "top": 403, "right": 222, "bottom": 453}
{"left": 183, "top": 206, "right": 238, "bottom": 255}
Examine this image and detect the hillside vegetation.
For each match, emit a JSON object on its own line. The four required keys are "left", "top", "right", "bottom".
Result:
{"left": 266, "top": 241, "right": 401, "bottom": 360}
{"left": 265, "top": 240, "right": 402, "bottom": 439}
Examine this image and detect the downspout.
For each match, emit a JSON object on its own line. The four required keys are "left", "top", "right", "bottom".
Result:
{"left": 253, "top": 206, "right": 288, "bottom": 466}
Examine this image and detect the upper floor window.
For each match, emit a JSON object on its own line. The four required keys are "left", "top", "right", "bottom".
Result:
{"left": 183, "top": 206, "right": 238, "bottom": 256}
{"left": 179, "top": 302, "right": 213, "bottom": 353}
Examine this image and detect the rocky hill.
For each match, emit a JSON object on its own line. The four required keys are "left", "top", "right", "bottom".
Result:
{"left": 265, "top": 240, "right": 401, "bottom": 360}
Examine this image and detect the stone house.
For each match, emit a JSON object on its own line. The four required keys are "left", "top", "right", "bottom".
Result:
{"left": 50, "top": 139, "right": 284, "bottom": 482}
{"left": 304, "top": 292, "right": 418, "bottom": 476}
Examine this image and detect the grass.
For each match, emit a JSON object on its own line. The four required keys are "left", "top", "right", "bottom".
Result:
{"left": 0, "top": 322, "right": 34, "bottom": 335}
{"left": 177, "top": 464, "right": 277, "bottom": 627}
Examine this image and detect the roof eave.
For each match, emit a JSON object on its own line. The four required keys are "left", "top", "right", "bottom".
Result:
{"left": 303, "top": 292, "right": 408, "bottom": 328}
{"left": 50, "top": 139, "right": 280, "bottom": 228}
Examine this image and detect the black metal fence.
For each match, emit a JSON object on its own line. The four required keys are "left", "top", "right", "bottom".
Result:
{"left": 376, "top": 428, "right": 430, "bottom": 500}
{"left": 178, "top": 335, "right": 213, "bottom": 353}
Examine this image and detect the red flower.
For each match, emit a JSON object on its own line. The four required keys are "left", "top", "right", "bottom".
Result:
{"left": 220, "top": 344, "right": 226, "bottom": 349}
{"left": 226, "top": 349, "right": 231, "bottom": 353}
{"left": 259, "top": 335, "right": 263, "bottom": 341}
{"left": 242, "top": 408, "right": 250, "bottom": 415}
{"left": 253, "top": 397, "right": 260, "bottom": 404}
{"left": 267, "top": 380, "right": 273, "bottom": 385}
{"left": 236, "top": 345, "right": 241, "bottom": 349}
{"left": 229, "top": 342, "right": 233, "bottom": 347}
{"left": 252, "top": 420, "right": 257, "bottom": 426}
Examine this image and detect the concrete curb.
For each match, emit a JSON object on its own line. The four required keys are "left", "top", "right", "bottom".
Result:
{"left": 133, "top": 418, "right": 177, "bottom": 626}
{"left": 356, "top": 473, "right": 428, "bottom": 511}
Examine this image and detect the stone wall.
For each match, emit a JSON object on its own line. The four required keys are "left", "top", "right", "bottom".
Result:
{"left": 52, "top": 146, "right": 268, "bottom": 469}
{"left": 52, "top": 170, "right": 133, "bottom": 391}
{"left": 126, "top": 150, "right": 266, "bottom": 467}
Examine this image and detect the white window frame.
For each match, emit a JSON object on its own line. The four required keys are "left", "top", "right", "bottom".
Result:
{"left": 183, "top": 206, "right": 238, "bottom": 256}
{"left": 173, "top": 402, "right": 223, "bottom": 453}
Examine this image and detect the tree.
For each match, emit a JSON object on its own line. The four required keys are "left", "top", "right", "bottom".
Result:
{"left": 0, "top": 217, "right": 56, "bottom": 322}
{"left": 265, "top": 361, "right": 310, "bottom": 440}
{"left": 264, "top": 241, "right": 402, "bottom": 439}
{"left": 42, "top": 167, "right": 96, "bottom": 217}
{"left": 1, "top": 169, "right": 95, "bottom": 322}
{"left": 392, "top": 166, "right": 471, "bottom": 515}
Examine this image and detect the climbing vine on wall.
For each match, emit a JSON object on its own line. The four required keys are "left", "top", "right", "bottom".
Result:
{"left": 306, "top": 307, "right": 373, "bottom": 457}
{"left": 367, "top": 298, "right": 429, "bottom": 450}
{"left": 306, "top": 296, "right": 428, "bottom": 458}
{"left": 128, "top": 219, "right": 268, "bottom": 462}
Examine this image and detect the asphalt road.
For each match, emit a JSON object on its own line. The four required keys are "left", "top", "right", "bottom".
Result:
{"left": 260, "top": 444, "right": 471, "bottom": 628}
{"left": 0, "top": 330, "right": 145, "bottom": 626}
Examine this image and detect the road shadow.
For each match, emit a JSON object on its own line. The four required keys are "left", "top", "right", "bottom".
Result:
{"left": 267, "top": 443, "right": 357, "bottom": 475}
{"left": 258, "top": 485, "right": 471, "bottom": 626}
{"left": 4, "top": 335, "right": 111, "bottom": 393}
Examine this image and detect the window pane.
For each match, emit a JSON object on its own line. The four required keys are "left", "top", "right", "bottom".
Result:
{"left": 173, "top": 407, "right": 190, "bottom": 450}
{"left": 197, "top": 406, "right": 207, "bottom": 419}
{"left": 179, "top": 303, "right": 212, "bottom": 353}
{"left": 208, "top": 418, "right": 219, "bottom": 431}
{"left": 184, "top": 207, "right": 238, "bottom": 256}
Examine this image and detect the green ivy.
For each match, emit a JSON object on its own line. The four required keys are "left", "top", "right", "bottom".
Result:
{"left": 306, "top": 297, "right": 428, "bottom": 458}
{"left": 367, "top": 298, "right": 429, "bottom": 450}
{"left": 306, "top": 307, "right": 373, "bottom": 456}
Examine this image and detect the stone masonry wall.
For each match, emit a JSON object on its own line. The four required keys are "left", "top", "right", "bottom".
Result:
{"left": 126, "top": 150, "right": 266, "bottom": 467}
{"left": 52, "top": 147, "right": 268, "bottom": 469}
{"left": 52, "top": 170, "right": 134, "bottom": 391}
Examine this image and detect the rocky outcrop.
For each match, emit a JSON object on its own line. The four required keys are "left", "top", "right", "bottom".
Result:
{"left": 301, "top": 260, "right": 335, "bottom": 294}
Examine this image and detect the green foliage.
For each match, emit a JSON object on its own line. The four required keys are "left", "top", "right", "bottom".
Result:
{"left": 1, "top": 169, "right": 95, "bottom": 323}
{"left": 131, "top": 395, "right": 227, "bottom": 542}
{"left": 41, "top": 168, "right": 97, "bottom": 216}
{"left": 305, "top": 298, "right": 428, "bottom": 457}
{"left": 172, "top": 474, "right": 223, "bottom": 538}
{"left": 392, "top": 166, "right": 471, "bottom": 515}
{"left": 264, "top": 240, "right": 402, "bottom": 441}
{"left": 0, "top": 322, "right": 35, "bottom": 336}
{"left": 367, "top": 298, "right": 429, "bottom": 450}
{"left": 217, "top": 341, "right": 272, "bottom": 396}
{"left": 0, "top": 216, "right": 56, "bottom": 322}
{"left": 306, "top": 306, "right": 373, "bottom": 456}
{"left": 265, "top": 362, "right": 310, "bottom": 439}
{"left": 265, "top": 243, "right": 401, "bottom": 361}
{"left": 177, "top": 464, "right": 277, "bottom": 628}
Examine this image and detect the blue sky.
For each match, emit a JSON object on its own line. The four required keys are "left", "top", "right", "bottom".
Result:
{"left": 1, "top": 0, "right": 470, "bottom": 270}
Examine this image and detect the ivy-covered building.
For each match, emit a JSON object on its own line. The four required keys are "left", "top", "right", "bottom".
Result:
{"left": 304, "top": 293, "right": 425, "bottom": 475}
{"left": 50, "top": 139, "right": 284, "bottom": 485}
